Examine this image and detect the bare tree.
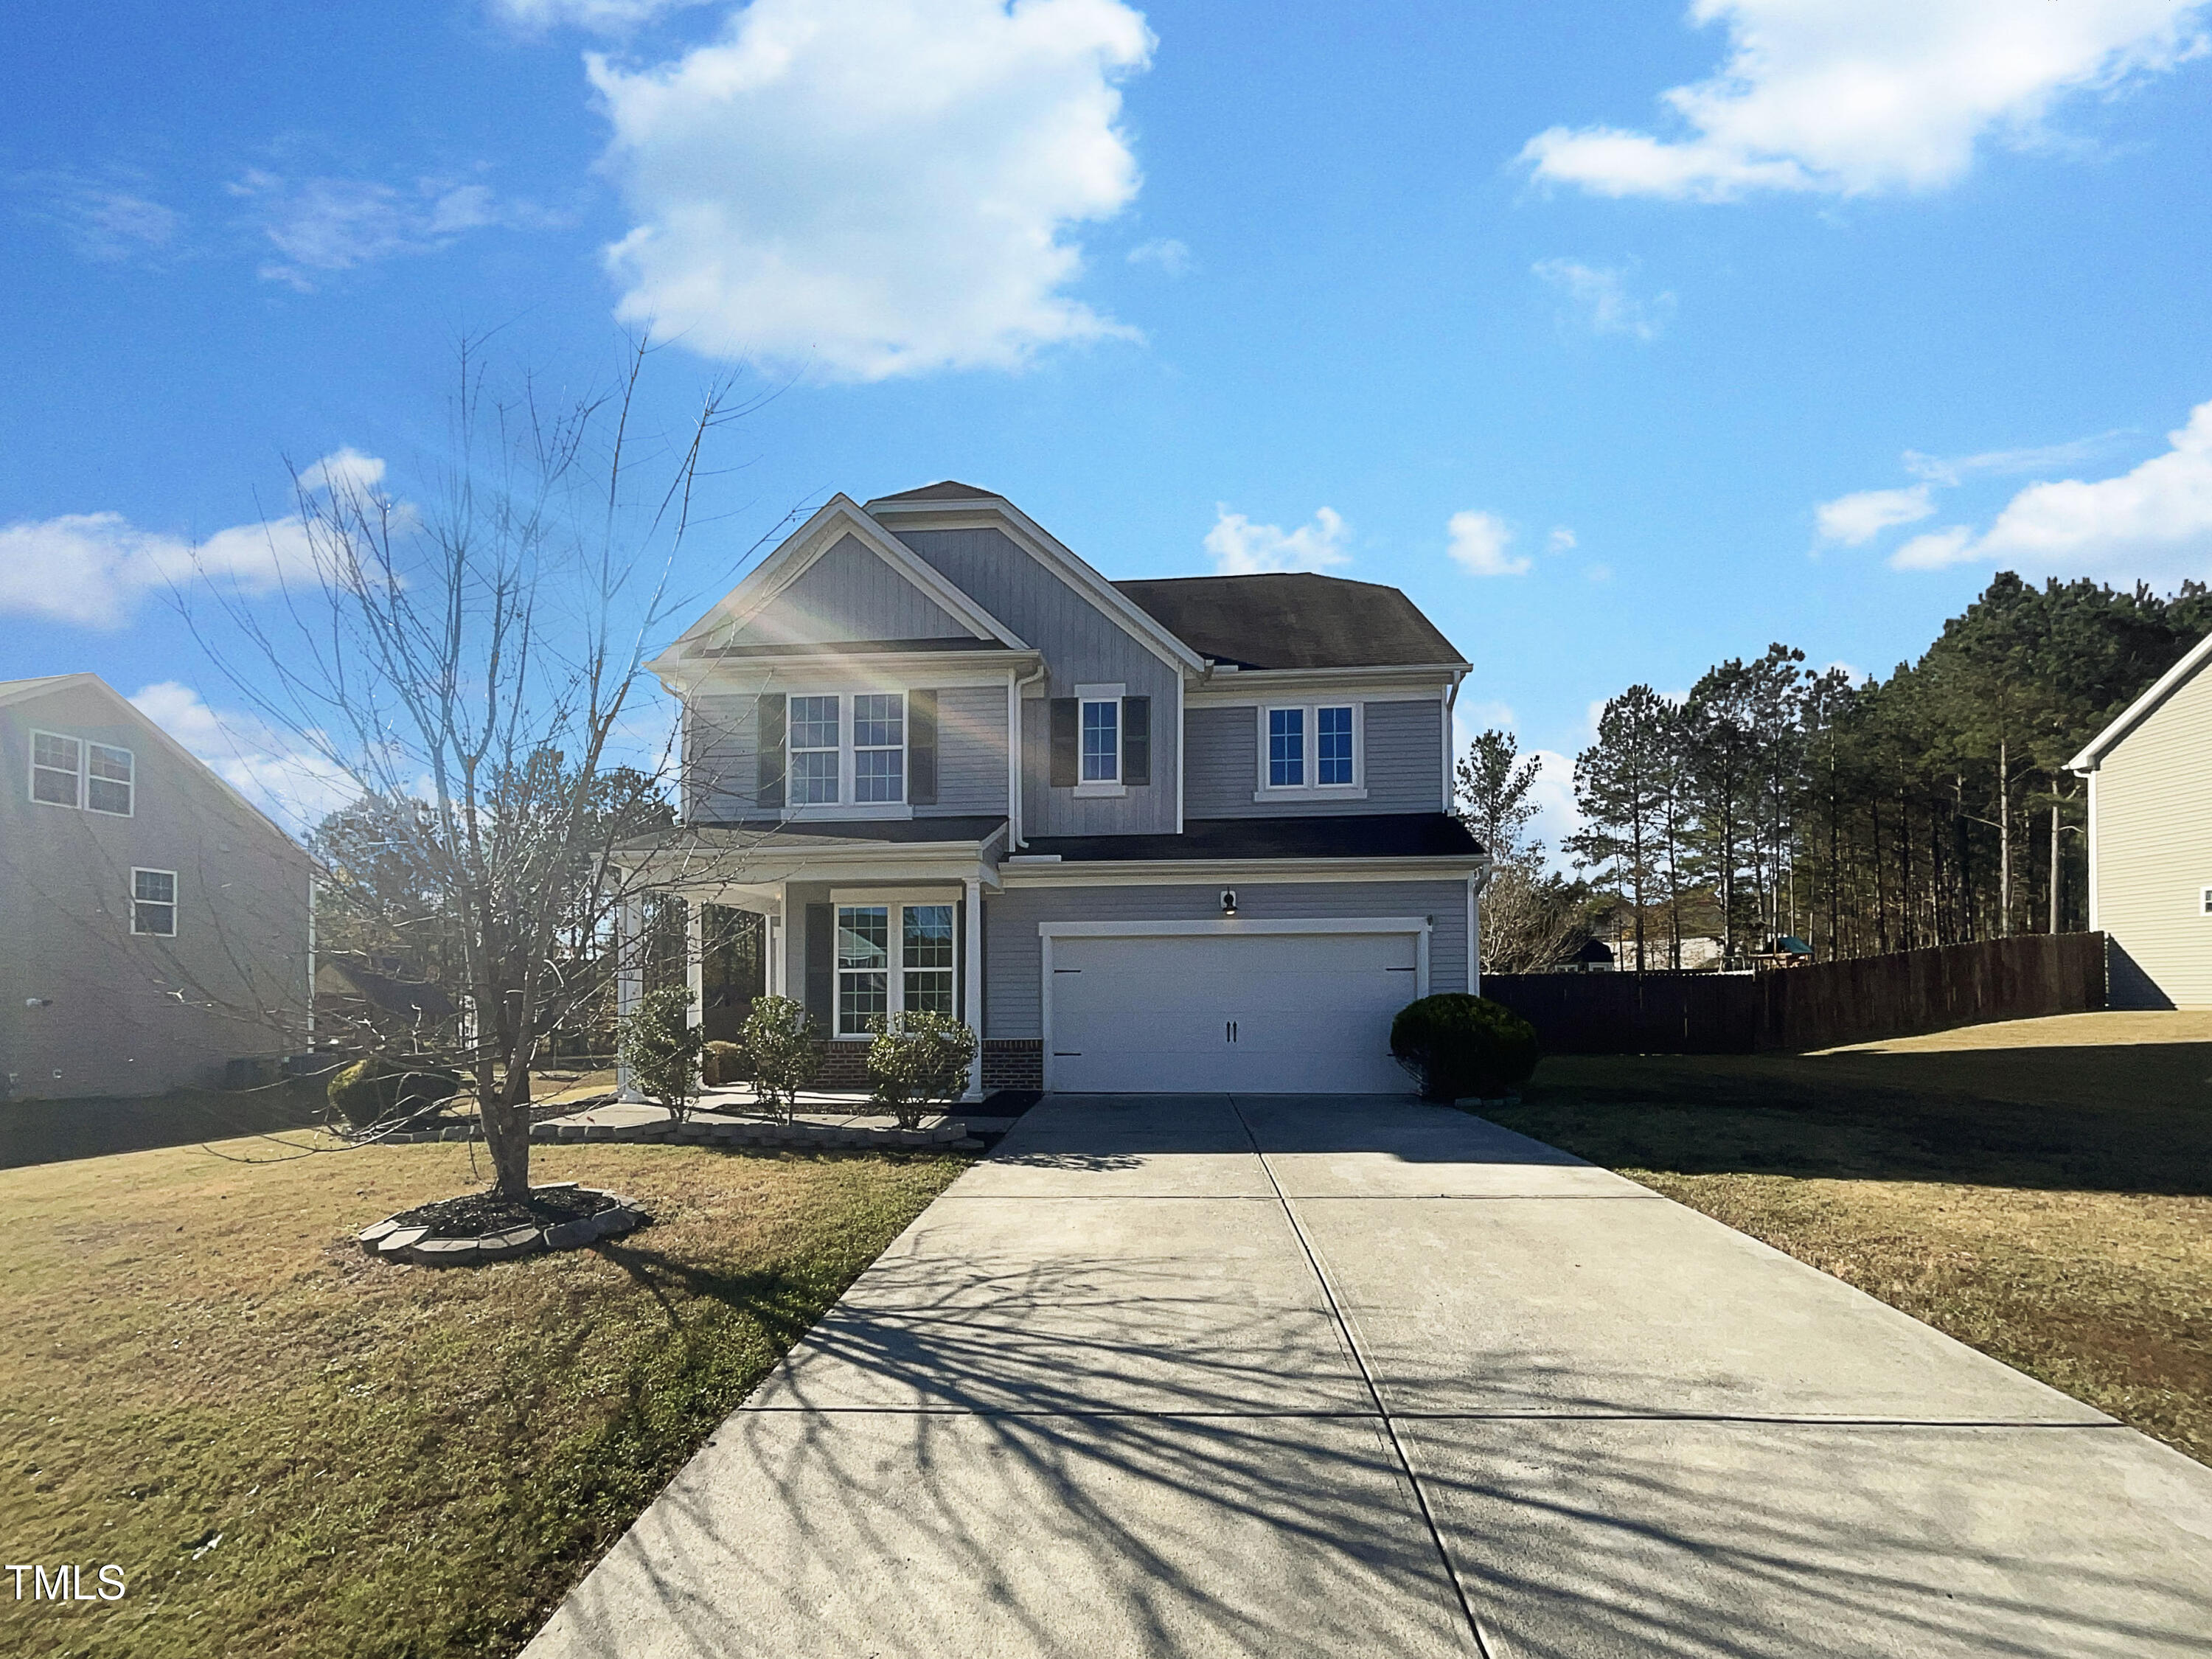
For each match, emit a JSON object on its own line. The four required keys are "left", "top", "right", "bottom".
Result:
{"left": 189, "top": 338, "right": 768, "bottom": 1196}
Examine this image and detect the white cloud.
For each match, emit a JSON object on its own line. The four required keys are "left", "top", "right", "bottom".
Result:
{"left": 1889, "top": 398, "right": 2212, "bottom": 579}
{"left": 1583, "top": 562, "right": 1615, "bottom": 584}
{"left": 16, "top": 170, "right": 181, "bottom": 263}
{"left": 588, "top": 0, "right": 1153, "bottom": 380}
{"left": 1901, "top": 431, "right": 2131, "bottom": 485}
{"left": 1532, "top": 258, "right": 1674, "bottom": 340}
{"left": 1447, "top": 509, "right": 1531, "bottom": 577}
{"left": 1816, "top": 484, "right": 1935, "bottom": 546}
{"left": 232, "top": 170, "right": 557, "bottom": 288}
{"left": 1205, "top": 505, "right": 1352, "bottom": 574}
{"left": 1520, "top": 0, "right": 2211, "bottom": 201}
{"left": 1546, "top": 526, "right": 1577, "bottom": 555}
{"left": 0, "top": 450, "right": 375, "bottom": 627}
{"left": 131, "top": 682, "right": 358, "bottom": 830}
{"left": 1526, "top": 749, "right": 1582, "bottom": 863}
{"left": 494, "top": 0, "right": 704, "bottom": 30}
{"left": 1126, "top": 237, "right": 1192, "bottom": 275}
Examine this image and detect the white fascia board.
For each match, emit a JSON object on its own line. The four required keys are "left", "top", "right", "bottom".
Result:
{"left": 657, "top": 495, "right": 1029, "bottom": 667}
{"left": 998, "top": 854, "right": 1489, "bottom": 888}
{"left": 1040, "top": 917, "right": 1431, "bottom": 939}
{"left": 2067, "top": 627, "right": 2212, "bottom": 772}
{"left": 866, "top": 500, "right": 1207, "bottom": 677}
{"left": 1188, "top": 665, "right": 1465, "bottom": 703}
{"left": 50, "top": 673, "right": 305, "bottom": 848}
{"left": 654, "top": 647, "right": 1040, "bottom": 699}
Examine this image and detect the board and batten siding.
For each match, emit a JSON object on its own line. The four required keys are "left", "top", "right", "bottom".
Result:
{"left": 1183, "top": 698, "right": 1446, "bottom": 818}
{"left": 684, "top": 683, "right": 1007, "bottom": 821}
{"left": 982, "top": 878, "right": 1470, "bottom": 1039}
{"left": 726, "top": 534, "right": 975, "bottom": 647}
{"left": 2093, "top": 659, "right": 2212, "bottom": 1006}
{"left": 896, "top": 526, "right": 1180, "bottom": 835}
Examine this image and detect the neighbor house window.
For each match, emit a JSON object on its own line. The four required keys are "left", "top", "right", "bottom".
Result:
{"left": 836, "top": 901, "right": 957, "bottom": 1034}
{"left": 1081, "top": 699, "right": 1119, "bottom": 782}
{"left": 853, "top": 693, "right": 905, "bottom": 804}
{"left": 87, "top": 743, "right": 133, "bottom": 815}
{"left": 131, "top": 869, "right": 177, "bottom": 937}
{"left": 31, "top": 731, "right": 81, "bottom": 807}
{"left": 1264, "top": 704, "right": 1359, "bottom": 790}
{"left": 2202, "top": 886, "right": 2212, "bottom": 917}
{"left": 789, "top": 695, "right": 841, "bottom": 804}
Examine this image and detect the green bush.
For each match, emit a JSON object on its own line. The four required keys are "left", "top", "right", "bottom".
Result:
{"left": 740, "top": 995, "right": 818, "bottom": 1122}
{"left": 617, "top": 987, "right": 707, "bottom": 1124}
{"left": 866, "top": 1012, "right": 978, "bottom": 1130}
{"left": 1388, "top": 995, "right": 1540, "bottom": 1102}
{"left": 702, "top": 1040, "right": 748, "bottom": 1088}
{"left": 327, "top": 1056, "right": 463, "bottom": 1129}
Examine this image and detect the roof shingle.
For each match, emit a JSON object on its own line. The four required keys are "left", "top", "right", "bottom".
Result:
{"left": 1113, "top": 573, "right": 1466, "bottom": 670}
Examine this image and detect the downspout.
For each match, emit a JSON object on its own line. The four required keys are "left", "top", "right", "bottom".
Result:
{"left": 1010, "top": 660, "right": 1048, "bottom": 847}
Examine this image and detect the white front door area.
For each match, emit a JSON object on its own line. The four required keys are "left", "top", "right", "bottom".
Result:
{"left": 1042, "top": 920, "right": 1427, "bottom": 1093}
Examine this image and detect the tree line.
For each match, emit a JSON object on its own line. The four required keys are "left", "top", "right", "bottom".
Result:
{"left": 1461, "top": 573, "right": 2212, "bottom": 972}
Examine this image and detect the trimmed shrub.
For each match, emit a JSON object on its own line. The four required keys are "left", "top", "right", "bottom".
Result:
{"left": 327, "top": 1056, "right": 463, "bottom": 1129}
{"left": 866, "top": 1012, "right": 978, "bottom": 1130}
{"left": 702, "top": 1040, "right": 748, "bottom": 1088}
{"left": 740, "top": 995, "right": 818, "bottom": 1121}
{"left": 1388, "top": 995, "right": 1540, "bottom": 1102}
{"left": 617, "top": 987, "right": 707, "bottom": 1125}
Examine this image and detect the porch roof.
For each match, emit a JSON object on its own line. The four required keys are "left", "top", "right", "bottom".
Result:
{"left": 1018, "top": 812, "right": 1485, "bottom": 863}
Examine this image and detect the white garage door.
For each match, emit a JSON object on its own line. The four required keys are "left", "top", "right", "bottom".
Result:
{"left": 1045, "top": 925, "right": 1423, "bottom": 1093}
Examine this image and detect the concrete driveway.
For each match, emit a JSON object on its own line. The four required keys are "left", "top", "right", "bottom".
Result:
{"left": 525, "top": 1094, "right": 2212, "bottom": 1658}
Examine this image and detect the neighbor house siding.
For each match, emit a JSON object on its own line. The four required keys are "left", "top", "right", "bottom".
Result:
{"left": 1182, "top": 698, "right": 1446, "bottom": 818}
{"left": 0, "top": 682, "right": 310, "bottom": 1099}
{"left": 2093, "top": 662, "right": 2212, "bottom": 1007}
{"left": 895, "top": 527, "right": 1180, "bottom": 834}
{"left": 726, "top": 534, "right": 975, "bottom": 647}
{"left": 981, "top": 878, "right": 1470, "bottom": 1039}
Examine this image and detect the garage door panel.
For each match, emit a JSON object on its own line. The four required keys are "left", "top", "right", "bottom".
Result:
{"left": 1046, "top": 928, "right": 1421, "bottom": 1096}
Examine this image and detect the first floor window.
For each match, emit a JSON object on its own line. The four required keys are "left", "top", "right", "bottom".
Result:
{"left": 132, "top": 869, "right": 177, "bottom": 936}
{"left": 837, "top": 901, "right": 958, "bottom": 1032}
{"left": 87, "top": 742, "right": 133, "bottom": 815}
{"left": 1081, "top": 699, "right": 1119, "bottom": 782}
{"left": 1268, "top": 707, "right": 1304, "bottom": 786}
{"left": 1317, "top": 706, "right": 1354, "bottom": 785}
{"left": 790, "top": 695, "right": 840, "bottom": 804}
{"left": 32, "top": 731, "right": 81, "bottom": 807}
{"left": 853, "top": 692, "right": 905, "bottom": 803}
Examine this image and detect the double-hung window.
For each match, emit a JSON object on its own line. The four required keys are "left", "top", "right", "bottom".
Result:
{"left": 1081, "top": 698, "right": 1119, "bottom": 783}
{"left": 1262, "top": 703, "right": 1360, "bottom": 794}
{"left": 29, "top": 731, "right": 133, "bottom": 814}
{"left": 853, "top": 694, "right": 905, "bottom": 803}
{"left": 789, "top": 696, "right": 841, "bottom": 804}
{"left": 835, "top": 900, "right": 956, "bottom": 1034}
{"left": 131, "top": 869, "right": 177, "bottom": 937}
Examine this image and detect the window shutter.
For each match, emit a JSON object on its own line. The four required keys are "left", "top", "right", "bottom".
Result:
{"left": 1121, "top": 695, "right": 1150, "bottom": 786}
{"left": 908, "top": 689, "right": 938, "bottom": 806}
{"left": 804, "top": 903, "right": 833, "bottom": 1030}
{"left": 756, "top": 693, "right": 786, "bottom": 810}
{"left": 1049, "top": 698, "right": 1079, "bottom": 788}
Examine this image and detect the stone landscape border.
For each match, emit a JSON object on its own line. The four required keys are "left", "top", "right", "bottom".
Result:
{"left": 373, "top": 1115, "right": 980, "bottom": 1151}
{"left": 356, "top": 1183, "right": 648, "bottom": 1267}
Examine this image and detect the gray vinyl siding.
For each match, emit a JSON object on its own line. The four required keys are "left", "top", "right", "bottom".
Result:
{"left": 1183, "top": 698, "right": 1446, "bottom": 818}
{"left": 2093, "top": 662, "right": 2212, "bottom": 1007}
{"left": 727, "top": 534, "right": 975, "bottom": 647}
{"left": 896, "top": 527, "right": 1180, "bottom": 834}
{"left": 685, "top": 683, "right": 1007, "bottom": 821}
{"left": 0, "top": 682, "right": 311, "bottom": 1099}
{"left": 981, "top": 878, "right": 1470, "bottom": 1039}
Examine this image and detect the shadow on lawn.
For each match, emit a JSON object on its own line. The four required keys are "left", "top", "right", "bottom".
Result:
{"left": 1512, "top": 1040, "right": 2212, "bottom": 1197}
{"left": 0, "top": 1079, "right": 327, "bottom": 1169}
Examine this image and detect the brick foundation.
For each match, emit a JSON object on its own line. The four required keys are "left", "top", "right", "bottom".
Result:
{"left": 981, "top": 1039, "right": 1043, "bottom": 1091}
{"left": 811, "top": 1041, "right": 873, "bottom": 1088}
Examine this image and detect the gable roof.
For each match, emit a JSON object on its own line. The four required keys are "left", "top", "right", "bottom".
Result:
{"left": 2068, "top": 627, "right": 2212, "bottom": 771}
{"left": 1113, "top": 573, "right": 1467, "bottom": 671}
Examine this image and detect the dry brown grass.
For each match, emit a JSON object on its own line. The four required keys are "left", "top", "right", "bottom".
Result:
{"left": 0, "top": 1135, "right": 963, "bottom": 1658}
{"left": 1487, "top": 1010, "right": 2212, "bottom": 1467}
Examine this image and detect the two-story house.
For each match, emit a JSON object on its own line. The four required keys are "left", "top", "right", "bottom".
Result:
{"left": 631, "top": 482, "right": 1486, "bottom": 1098}
{"left": 0, "top": 673, "right": 312, "bottom": 1099}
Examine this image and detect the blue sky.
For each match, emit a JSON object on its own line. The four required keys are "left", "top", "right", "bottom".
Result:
{"left": 6, "top": 0, "right": 2212, "bottom": 844}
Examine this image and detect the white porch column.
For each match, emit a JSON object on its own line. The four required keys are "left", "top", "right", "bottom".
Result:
{"left": 686, "top": 900, "right": 706, "bottom": 1030}
{"left": 615, "top": 897, "right": 647, "bottom": 1102}
{"left": 1467, "top": 874, "right": 1481, "bottom": 996}
{"left": 964, "top": 876, "right": 984, "bottom": 1103}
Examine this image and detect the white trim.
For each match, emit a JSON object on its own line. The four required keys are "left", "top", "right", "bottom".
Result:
{"left": 1076, "top": 682, "right": 1124, "bottom": 788}
{"left": 1256, "top": 700, "right": 1365, "bottom": 799}
{"left": 28, "top": 727, "right": 83, "bottom": 810}
{"left": 1174, "top": 672, "right": 1185, "bottom": 835}
{"left": 128, "top": 866, "right": 178, "bottom": 937}
{"left": 1467, "top": 874, "right": 1480, "bottom": 994}
{"left": 999, "top": 855, "right": 1487, "bottom": 888}
{"left": 829, "top": 884, "right": 964, "bottom": 904}
{"left": 2086, "top": 770, "right": 2100, "bottom": 932}
{"left": 963, "top": 875, "right": 984, "bottom": 1102}
{"left": 1037, "top": 917, "right": 1432, "bottom": 1093}
{"left": 2070, "top": 627, "right": 2212, "bottom": 771}
{"left": 832, "top": 896, "right": 960, "bottom": 1039}
{"left": 686, "top": 903, "right": 705, "bottom": 1030}
{"left": 1186, "top": 667, "right": 1466, "bottom": 705}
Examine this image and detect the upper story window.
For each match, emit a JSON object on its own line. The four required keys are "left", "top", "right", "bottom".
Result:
{"left": 1262, "top": 703, "right": 1360, "bottom": 794}
{"left": 131, "top": 868, "right": 177, "bottom": 936}
{"left": 30, "top": 731, "right": 133, "bottom": 815}
{"left": 788, "top": 695, "right": 842, "bottom": 804}
{"left": 785, "top": 692, "right": 908, "bottom": 810}
{"left": 854, "top": 694, "right": 905, "bottom": 803}
{"left": 1081, "top": 698, "right": 1119, "bottom": 783}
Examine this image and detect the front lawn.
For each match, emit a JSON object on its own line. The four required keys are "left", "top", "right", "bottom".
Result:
{"left": 1486, "top": 1011, "right": 2212, "bottom": 1467}
{"left": 0, "top": 1137, "right": 963, "bottom": 1658}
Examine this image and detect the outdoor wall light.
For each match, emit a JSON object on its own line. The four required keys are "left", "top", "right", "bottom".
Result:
{"left": 24, "top": 997, "right": 51, "bottom": 1009}
{"left": 1220, "top": 888, "right": 1237, "bottom": 916}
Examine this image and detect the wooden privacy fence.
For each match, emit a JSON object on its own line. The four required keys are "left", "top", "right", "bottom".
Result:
{"left": 1481, "top": 932, "right": 2108, "bottom": 1055}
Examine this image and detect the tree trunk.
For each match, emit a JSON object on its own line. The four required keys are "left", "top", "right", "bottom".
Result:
{"left": 1998, "top": 738, "right": 2011, "bottom": 938}
{"left": 2049, "top": 798, "right": 2062, "bottom": 934}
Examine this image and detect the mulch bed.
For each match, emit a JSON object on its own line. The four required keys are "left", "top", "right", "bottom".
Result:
{"left": 359, "top": 1182, "right": 649, "bottom": 1267}
{"left": 390, "top": 1185, "right": 617, "bottom": 1234}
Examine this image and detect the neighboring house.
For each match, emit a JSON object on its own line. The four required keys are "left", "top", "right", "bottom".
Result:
{"left": 0, "top": 674, "right": 312, "bottom": 1099}
{"left": 631, "top": 481, "right": 1486, "bottom": 1098}
{"left": 313, "top": 953, "right": 458, "bottom": 1051}
{"left": 2069, "top": 630, "right": 2212, "bottom": 1008}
